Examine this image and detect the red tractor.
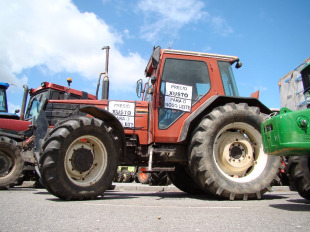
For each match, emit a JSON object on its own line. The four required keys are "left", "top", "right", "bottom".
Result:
{"left": 38, "top": 46, "right": 282, "bottom": 200}
{"left": 0, "top": 80, "right": 96, "bottom": 189}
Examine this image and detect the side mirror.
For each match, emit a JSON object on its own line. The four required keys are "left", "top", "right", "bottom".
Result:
{"left": 235, "top": 61, "right": 242, "bottom": 69}
{"left": 136, "top": 79, "right": 143, "bottom": 98}
{"left": 151, "top": 46, "right": 161, "bottom": 69}
{"left": 15, "top": 109, "right": 20, "bottom": 114}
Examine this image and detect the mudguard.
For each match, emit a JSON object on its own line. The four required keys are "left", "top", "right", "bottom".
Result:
{"left": 80, "top": 105, "right": 126, "bottom": 161}
{"left": 178, "top": 95, "right": 271, "bottom": 142}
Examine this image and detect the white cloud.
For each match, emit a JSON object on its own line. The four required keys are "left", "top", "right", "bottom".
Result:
{"left": 0, "top": 54, "right": 19, "bottom": 86}
{"left": 211, "top": 16, "right": 234, "bottom": 36}
{"left": 137, "top": 0, "right": 208, "bottom": 42}
{"left": 8, "top": 102, "right": 21, "bottom": 115}
{"left": 0, "top": 0, "right": 234, "bottom": 98}
{"left": 0, "top": 0, "right": 146, "bottom": 91}
{"left": 123, "top": 29, "right": 132, "bottom": 39}
{"left": 136, "top": 0, "right": 233, "bottom": 42}
{"left": 202, "top": 46, "right": 212, "bottom": 52}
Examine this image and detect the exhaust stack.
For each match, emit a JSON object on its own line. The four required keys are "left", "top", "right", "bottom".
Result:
{"left": 19, "top": 85, "right": 28, "bottom": 120}
{"left": 101, "top": 46, "right": 110, "bottom": 100}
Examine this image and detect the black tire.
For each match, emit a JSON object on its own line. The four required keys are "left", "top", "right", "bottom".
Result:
{"left": 168, "top": 165, "right": 204, "bottom": 194}
{"left": 137, "top": 167, "right": 150, "bottom": 184}
{"left": 150, "top": 171, "right": 170, "bottom": 186}
{"left": 114, "top": 171, "right": 123, "bottom": 182}
{"left": 33, "top": 180, "right": 45, "bottom": 189}
{"left": 134, "top": 173, "right": 140, "bottom": 183}
{"left": 0, "top": 136, "right": 24, "bottom": 189}
{"left": 278, "top": 157, "right": 289, "bottom": 186}
{"left": 39, "top": 117, "right": 119, "bottom": 200}
{"left": 286, "top": 156, "right": 310, "bottom": 200}
{"left": 188, "top": 103, "right": 282, "bottom": 200}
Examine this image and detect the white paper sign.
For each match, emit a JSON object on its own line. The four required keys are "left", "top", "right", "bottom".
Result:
{"left": 108, "top": 101, "right": 135, "bottom": 128}
{"left": 164, "top": 82, "right": 192, "bottom": 112}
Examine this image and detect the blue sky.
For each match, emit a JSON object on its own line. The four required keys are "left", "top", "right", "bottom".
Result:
{"left": 1, "top": 0, "right": 309, "bottom": 113}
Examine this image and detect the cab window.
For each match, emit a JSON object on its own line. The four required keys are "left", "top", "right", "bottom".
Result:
{"left": 0, "top": 88, "right": 7, "bottom": 112}
{"left": 159, "top": 58, "right": 211, "bottom": 129}
{"left": 218, "top": 61, "right": 239, "bottom": 96}
{"left": 25, "top": 91, "right": 49, "bottom": 120}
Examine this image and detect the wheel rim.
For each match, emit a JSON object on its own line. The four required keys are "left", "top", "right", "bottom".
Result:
{"left": 0, "top": 150, "right": 14, "bottom": 177}
{"left": 213, "top": 122, "right": 267, "bottom": 183}
{"left": 65, "top": 135, "right": 107, "bottom": 186}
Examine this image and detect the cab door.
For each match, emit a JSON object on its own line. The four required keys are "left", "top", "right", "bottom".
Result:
{"left": 153, "top": 54, "right": 214, "bottom": 143}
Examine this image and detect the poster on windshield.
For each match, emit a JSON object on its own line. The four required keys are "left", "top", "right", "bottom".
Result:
{"left": 164, "top": 82, "right": 192, "bottom": 112}
{"left": 108, "top": 101, "right": 135, "bottom": 128}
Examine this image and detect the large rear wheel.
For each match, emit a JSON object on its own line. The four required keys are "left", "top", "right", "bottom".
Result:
{"left": 39, "top": 117, "right": 119, "bottom": 200}
{"left": 0, "top": 137, "right": 24, "bottom": 189}
{"left": 189, "top": 103, "right": 282, "bottom": 200}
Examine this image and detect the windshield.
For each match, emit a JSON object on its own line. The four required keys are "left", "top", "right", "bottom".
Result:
{"left": 25, "top": 90, "right": 49, "bottom": 120}
{"left": 0, "top": 88, "right": 8, "bottom": 112}
{"left": 218, "top": 61, "right": 239, "bottom": 96}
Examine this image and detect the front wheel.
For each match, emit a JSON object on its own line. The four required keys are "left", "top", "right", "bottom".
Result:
{"left": 39, "top": 117, "right": 119, "bottom": 200}
{"left": 189, "top": 103, "right": 282, "bottom": 200}
{"left": 0, "top": 137, "right": 24, "bottom": 189}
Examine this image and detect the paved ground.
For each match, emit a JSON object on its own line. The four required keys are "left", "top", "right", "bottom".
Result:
{"left": 0, "top": 182, "right": 309, "bottom": 232}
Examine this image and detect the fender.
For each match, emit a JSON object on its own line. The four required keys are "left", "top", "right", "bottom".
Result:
{"left": 0, "top": 118, "right": 31, "bottom": 132}
{"left": 80, "top": 105, "right": 126, "bottom": 161}
{"left": 178, "top": 95, "right": 271, "bottom": 143}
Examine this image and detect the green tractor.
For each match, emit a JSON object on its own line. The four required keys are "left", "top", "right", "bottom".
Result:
{"left": 261, "top": 63, "right": 310, "bottom": 200}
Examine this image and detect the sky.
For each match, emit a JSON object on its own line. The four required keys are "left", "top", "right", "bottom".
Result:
{"left": 1, "top": 0, "right": 310, "bottom": 113}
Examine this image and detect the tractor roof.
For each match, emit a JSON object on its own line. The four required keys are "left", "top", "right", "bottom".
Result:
{"left": 0, "top": 82, "right": 9, "bottom": 89}
{"left": 29, "top": 82, "right": 96, "bottom": 99}
{"left": 162, "top": 49, "right": 239, "bottom": 61}
{"left": 145, "top": 48, "right": 239, "bottom": 77}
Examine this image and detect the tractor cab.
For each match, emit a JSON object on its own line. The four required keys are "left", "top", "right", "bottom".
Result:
{"left": 142, "top": 46, "right": 242, "bottom": 143}
{"left": 0, "top": 82, "right": 19, "bottom": 120}
{"left": 0, "top": 82, "right": 9, "bottom": 113}
{"left": 25, "top": 81, "right": 96, "bottom": 124}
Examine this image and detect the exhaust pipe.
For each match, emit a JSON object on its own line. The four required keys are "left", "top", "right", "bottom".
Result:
{"left": 101, "top": 46, "right": 110, "bottom": 100}
{"left": 19, "top": 85, "right": 28, "bottom": 120}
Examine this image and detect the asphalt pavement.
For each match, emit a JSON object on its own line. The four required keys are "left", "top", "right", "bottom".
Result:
{"left": 21, "top": 181, "right": 291, "bottom": 193}
{"left": 1, "top": 182, "right": 309, "bottom": 232}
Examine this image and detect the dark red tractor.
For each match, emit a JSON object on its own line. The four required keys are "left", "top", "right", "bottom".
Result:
{"left": 0, "top": 80, "right": 96, "bottom": 189}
